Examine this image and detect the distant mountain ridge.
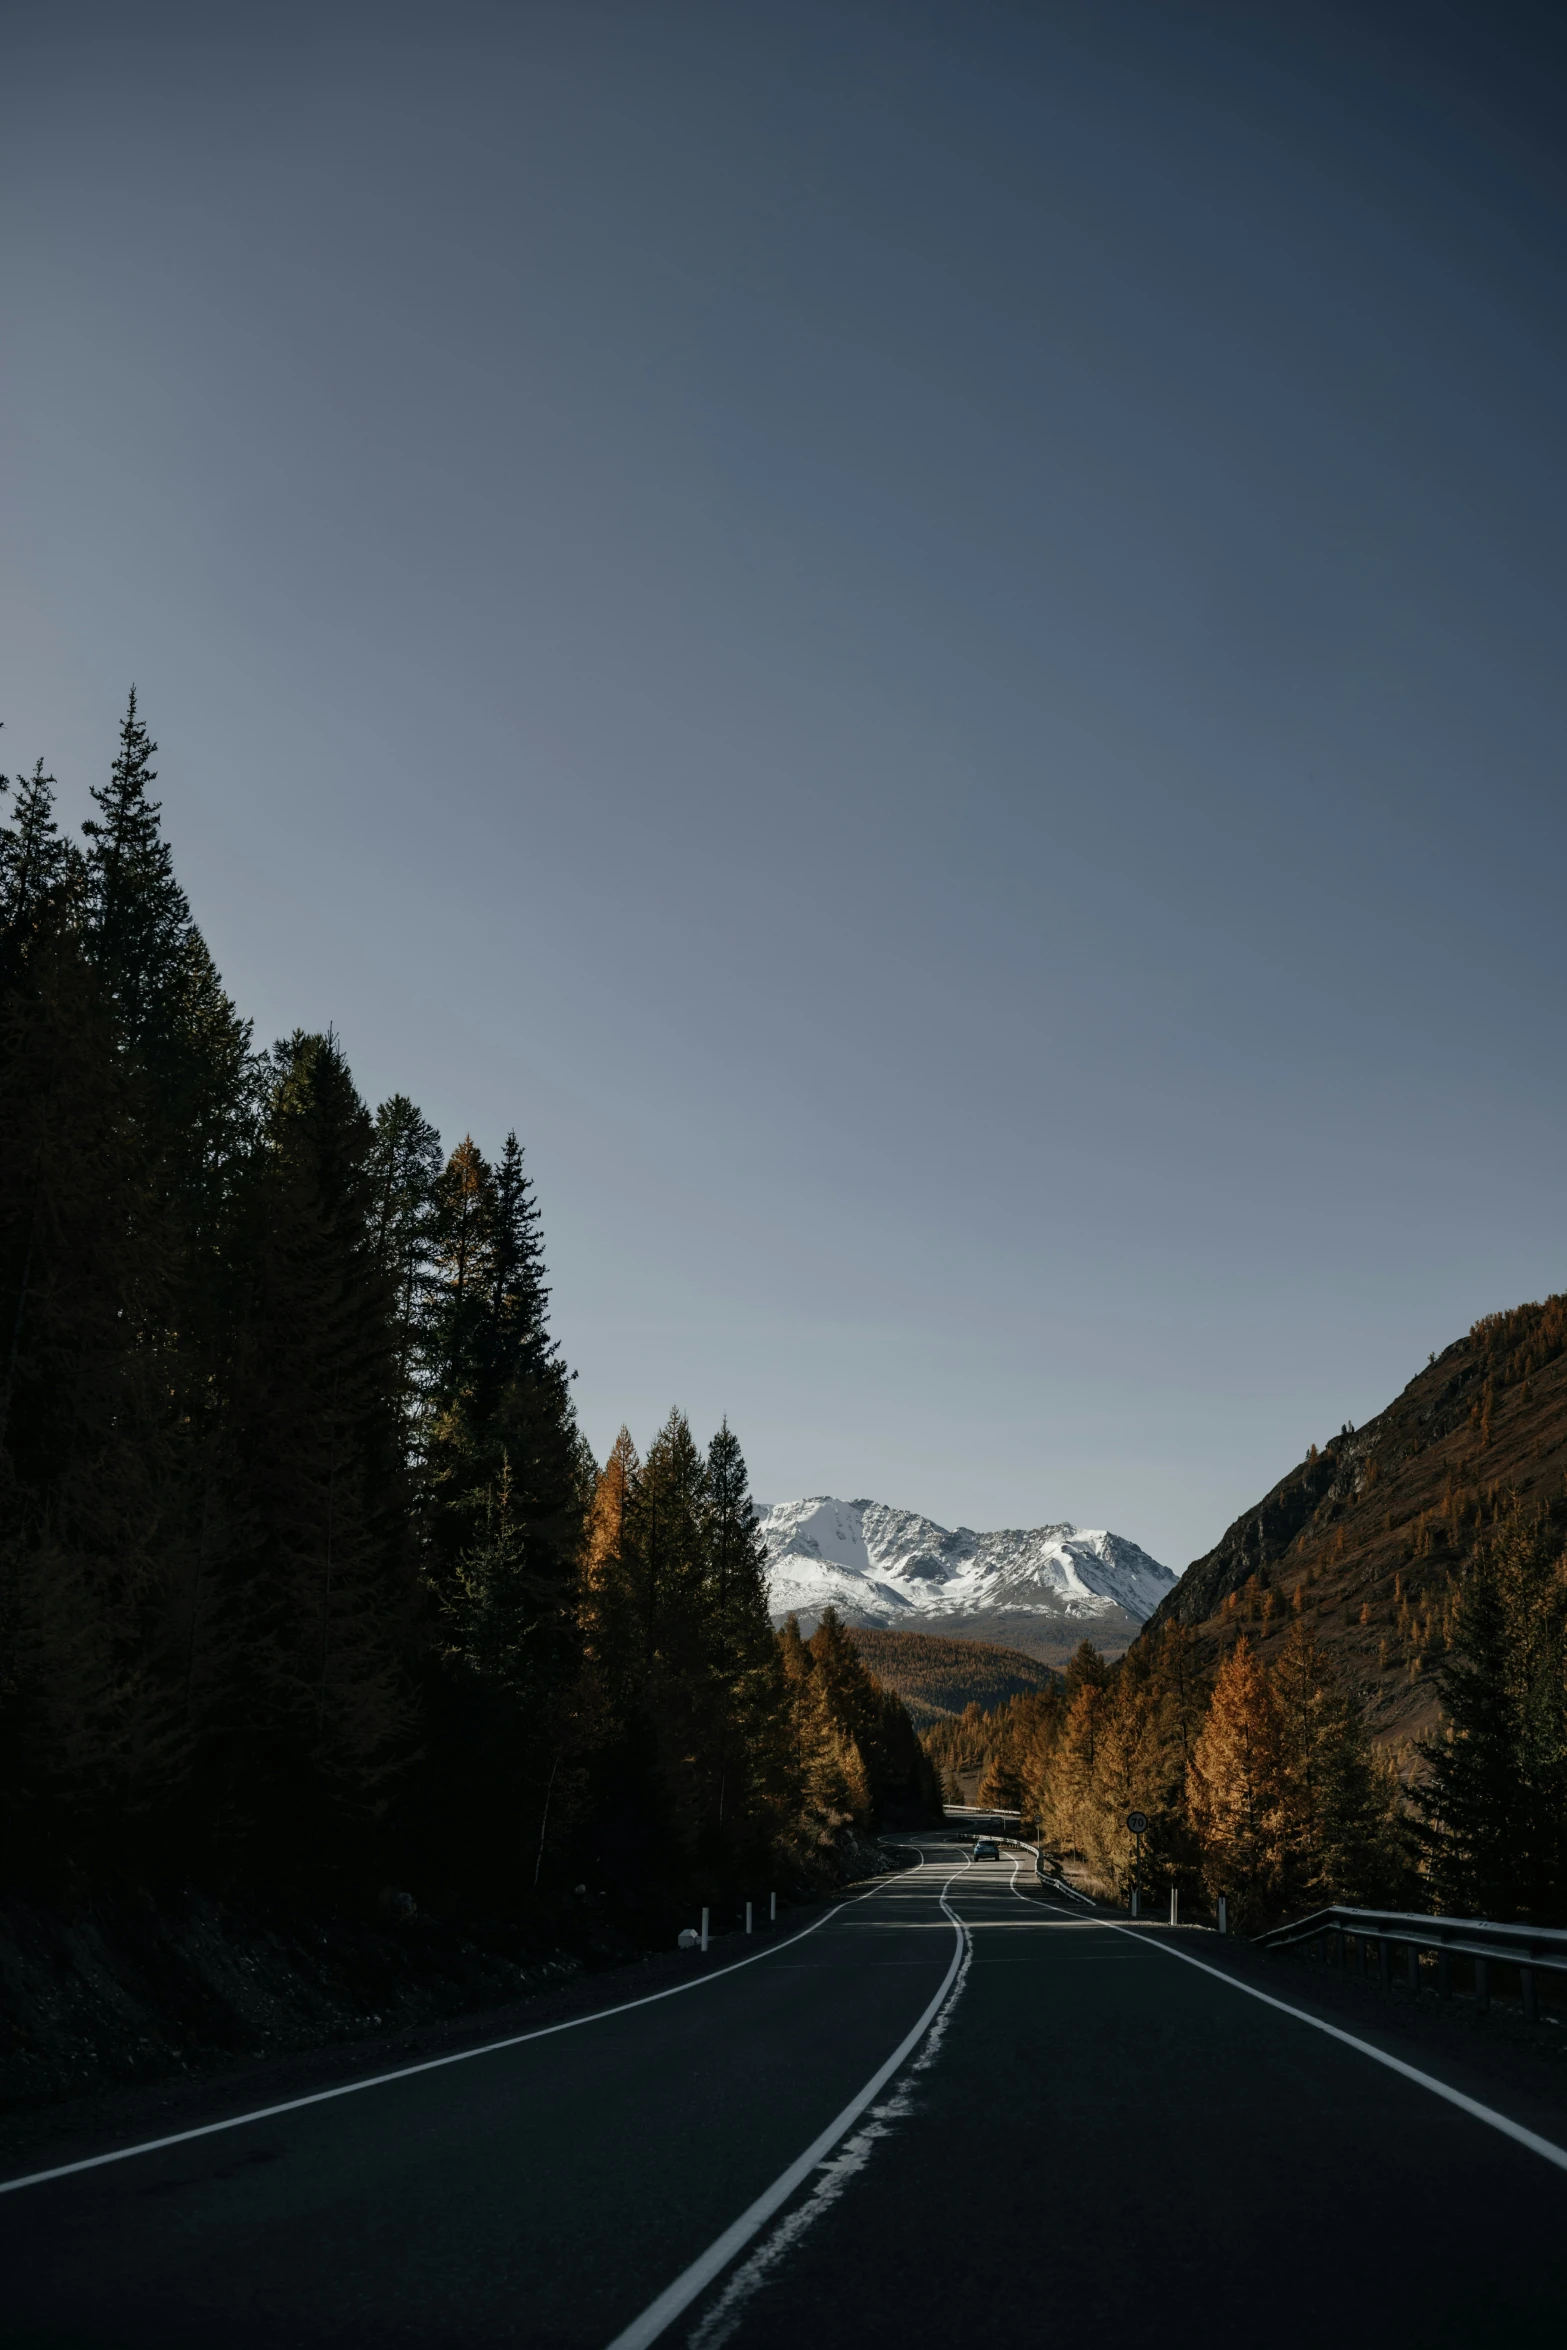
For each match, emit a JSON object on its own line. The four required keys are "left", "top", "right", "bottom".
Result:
{"left": 756, "top": 1495, "right": 1177, "bottom": 1664}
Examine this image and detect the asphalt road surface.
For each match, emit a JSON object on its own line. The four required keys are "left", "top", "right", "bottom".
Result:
{"left": 5, "top": 1840, "right": 1567, "bottom": 2347}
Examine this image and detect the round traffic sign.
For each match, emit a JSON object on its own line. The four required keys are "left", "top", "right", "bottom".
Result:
{"left": 1125, "top": 1811, "right": 1149, "bottom": 1835}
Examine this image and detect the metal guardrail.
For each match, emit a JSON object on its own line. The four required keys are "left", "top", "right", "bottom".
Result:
{"left": 1258, "top": 1904, "right": 1567, "bottom": 2021}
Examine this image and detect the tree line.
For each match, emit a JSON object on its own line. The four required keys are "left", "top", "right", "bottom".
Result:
{"left": 0, "top": 697, "right": 935, "bottom": 1901}
{"left": 938, "top": 1493, "right": 1567, "bottom": 1929}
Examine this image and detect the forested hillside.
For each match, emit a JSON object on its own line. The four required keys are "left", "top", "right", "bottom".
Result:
{"left": 1143, "top": 1298, "right": 1567, "bottom": 1749}
{"left": 934, "top": 1309, "right": 1567, "bottom": 1931}
{"left": 0, "top": 699, "right": 937, "bottom": 1921}
{"left": 844, "top": 1629, "right": 1056, "bottom": 1729}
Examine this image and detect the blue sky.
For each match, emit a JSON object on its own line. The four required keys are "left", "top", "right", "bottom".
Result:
{"left": 4, "top": 1, "right": 1565, "bottom": 1569}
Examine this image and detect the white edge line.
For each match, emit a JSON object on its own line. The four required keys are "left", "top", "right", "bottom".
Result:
{"left": 602, "top": 1854, "right": 970, "bottom": 2350}
{"left": 0, "top": 1857, "right": 929, "bottom": 2199}
{"left": 1114, "top": 1925, "right": 1567, "bottom": 2176}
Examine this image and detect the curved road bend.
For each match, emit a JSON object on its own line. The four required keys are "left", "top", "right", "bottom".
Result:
{"left": 1, "top": 1852, "right": 963, "bottom": 2348}
{"left": 6, "top": 1841, "right": 1567, "bottom": 2347}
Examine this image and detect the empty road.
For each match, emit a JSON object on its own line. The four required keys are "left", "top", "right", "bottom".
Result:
{"left": 5, "top": 1841, "right": 1566, "bottom": 2347}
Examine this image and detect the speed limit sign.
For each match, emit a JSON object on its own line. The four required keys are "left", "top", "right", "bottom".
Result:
{"left": 1126, "top": 1811, "right": 1149, "bottom": 1835}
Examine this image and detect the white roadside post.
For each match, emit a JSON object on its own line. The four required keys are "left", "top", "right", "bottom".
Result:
{"left": 745, "top": 1901, "right": 753, "bottom": 1936}
{"left": 770, "top": 1891, "right": 777, "bottom": 1924}
{"left": 700, "top": 1907, "right": 710, "bottom": 1953}
{"left": 1218, "top": 1895, "right": 1228, "bottom": 1937}
{"left": 1170, "top": 1888, "right": 1179, "bottom": 1927}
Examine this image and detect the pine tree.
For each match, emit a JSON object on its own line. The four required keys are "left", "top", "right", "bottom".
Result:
{"left": 779, "top": 1617, "right": 868, "bottom": 1848}
{"left": 976, "top": 1747, "right": 1021, "bottom": 1809}
{"left": 1414, "top": 1507, "right": 1567, "bottom": 1921}
{"left": 1187, "top": 1637, "right": 1282, "bottom": 1926}
{"left": 1063, "top": 1639, "right": 1109, "bottom": 1698}
{"left": 702, "top": 1420, "right": 790, "bottom": 1852}
{"left": 222, "top": 1032, "right": 416, "bottom": 1846}
{"left": 1040, "top": 1682, "right": 1105, "bottom": 1861}
{"left": 80, "top": 691, "right": 252, "bottom": 1240}
{"left": 423, "top": 1135, "right": 497, "bottom": 1542}
{"left": 1270, "top": 1620, "right": 1404, "bottom": 1911}
{"left": 368, "top": 1094, "right": 442, "bottom": 1436}
{"left": 0, "top": 762, "right": 185, "bottom": 1841}
{"left": 483, "top": 1133, "right": 552, "bottom": 1394}
{"left": 0, "top": 758, "right": 73, "bottom": 935}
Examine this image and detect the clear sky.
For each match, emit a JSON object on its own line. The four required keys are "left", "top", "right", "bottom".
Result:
{"left": 4, "top": 0, "right": 1565, "bottom": 1572}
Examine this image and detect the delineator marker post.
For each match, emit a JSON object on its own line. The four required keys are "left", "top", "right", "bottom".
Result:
{"left": 700, "top": 1907, "right": 709, "bottom": 1953}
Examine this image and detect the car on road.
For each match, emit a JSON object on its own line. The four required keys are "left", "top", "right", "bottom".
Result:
{"left": 971, "top": 1838, "right": 1001, "bottom": 1860}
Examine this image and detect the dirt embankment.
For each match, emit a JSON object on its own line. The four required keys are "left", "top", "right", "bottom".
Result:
{"left": 0, "top": 1836, "right": 903, "bottom": 2130}
{"left": 0, "top": 1878, "right": 619, "bottom": 2119}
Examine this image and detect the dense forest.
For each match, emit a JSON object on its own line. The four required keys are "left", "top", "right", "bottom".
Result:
{"left": 0, "top": 699, "right": 937, "bottom": 1914}
{"left": 936, "top": 1488, "right": 1567, "bottom": 1930}
{"left": 844, "top": 1629, "right": 1056, "bottom": 1729}
{"left": 1144, "top": 1294, "right": 1567, "bottom": 1756}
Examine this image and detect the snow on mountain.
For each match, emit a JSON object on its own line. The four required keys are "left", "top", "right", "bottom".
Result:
{"left": 756, "top": 1496, "right": 1177, "bottom": 1642}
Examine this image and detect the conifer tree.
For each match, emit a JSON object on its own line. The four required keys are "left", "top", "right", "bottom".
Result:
{"left": 368, "top": 1094, "right": 442, "bottom": 1436}
{"left": 0, "top": 758, "right": 73, "bottom": 933}
{"left": 1187, "top": 1636, "right": 1281, "bottom": 1925}
{"left": 702, "top": 1420, "right": 790, "bottom": 1848}
{"left": 424, "top": 1136, "right": 497, "bottom": 1520}
{"left": 1415, "top": 1506, "right": 1567, "bottom": 1921}
{"left": 1040, "top": 1682, "right": 1106, "bottom": 1862}
{"left": 778, "top": 1616, "right": 867, "bottom": 1847}
{"left": 976, "top": 1747, "right": 1022, "bottom": 1810}
{"left": 80, "top": 691, "right": 252, "bottom": 1241}
{"left": 223, "top": 1032, "right": 416, "bottom": 1844}
{"left": 579, "top": 1429, "right": 641, "bottom": 1711}
{"left": 623, "top": 1410, "right": 714, "bottom": 1843}
{"left": 1269, "top": 1621, "right": 1403, "bottom": 1910}
{"left": 0, "top": 760, "right": 187, "bottom": 1838}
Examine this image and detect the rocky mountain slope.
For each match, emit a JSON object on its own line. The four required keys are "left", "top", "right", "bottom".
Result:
{"left": 757, "top": 1496, "right": 1176, "bottom": 1663}
{"left": 1139, "top": 1294, "right": 1567, "bottom": 1750}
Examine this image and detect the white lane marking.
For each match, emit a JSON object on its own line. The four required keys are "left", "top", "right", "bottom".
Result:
{"left": 604, "top": 1856, "right": 972, "bottom": 2350}
{"left": 682, "top": 1871, "right": 975, "bottom": 2350}
{"left": 1115, "top": 1927, "right": 1567, "bottom": 2176}
{"left": 0, "top": 1860, "right": 930, "bottom": 2200}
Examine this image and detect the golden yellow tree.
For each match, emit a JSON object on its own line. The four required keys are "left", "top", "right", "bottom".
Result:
{"left": 1187, "top": 1636, "right": 1282, "bottom": 1924}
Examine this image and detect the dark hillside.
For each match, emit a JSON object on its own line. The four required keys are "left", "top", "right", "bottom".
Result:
{"left": 1140, "top": 1296, "right": 1567, "bottom": 1751}
{"left": 844, "top": 1629, "right": 1056, "bottom": 1729}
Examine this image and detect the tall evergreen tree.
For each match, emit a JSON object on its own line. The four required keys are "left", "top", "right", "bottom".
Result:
{"left": 702, "top": 1420, "right": 791, "bottom": 1850}
{"left": 1415, "top": 1506, "right": 1567, "bottom": 1921}
{"left": 0, "top": 761, "right": 185, "bottom": 1841}
{"left": 80, "top": 691, "right": 252, "bottom": 1233}
{"left": 368, "top": 1093, "right": 442, "bottom": 1442}
{"left": 0, "top": 758, "right": 73, "bottom": 935}
{"left": 1270, "top": 1621, "right": 1404, "bottom": 1912}
{"left": 221, "top": 1032, "right": 416, "bottom": 1846}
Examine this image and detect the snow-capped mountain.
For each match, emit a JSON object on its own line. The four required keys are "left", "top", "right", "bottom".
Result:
{"left": 756, "top": 1496, "right": 1177, "bottom": 1659}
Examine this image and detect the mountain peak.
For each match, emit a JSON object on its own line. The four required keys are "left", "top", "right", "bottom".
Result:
{"left": 757, "top": 1495, "right": 1176, "bottom": 1663}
